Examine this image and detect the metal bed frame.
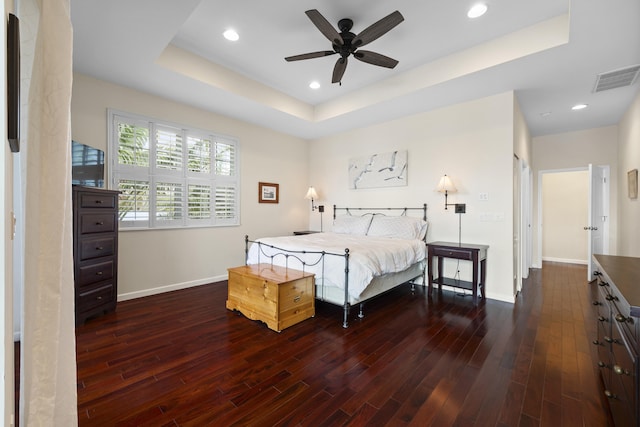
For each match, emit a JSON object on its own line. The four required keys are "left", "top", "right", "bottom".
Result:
{"left": 245, "top": 204, "right": 427, "bottom": 328}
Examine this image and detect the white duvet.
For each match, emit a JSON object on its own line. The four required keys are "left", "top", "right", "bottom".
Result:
{"left": 246, "top": 232, "right": 426, "bottom": 299}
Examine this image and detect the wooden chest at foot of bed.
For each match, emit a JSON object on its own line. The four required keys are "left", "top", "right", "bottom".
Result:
{"left": 226, "top": 264, "right": 315, "bottom": 332}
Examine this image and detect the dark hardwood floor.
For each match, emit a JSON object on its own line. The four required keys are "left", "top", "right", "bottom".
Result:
{"left": 75, "top": 262, "right": 612, "bottom": 426}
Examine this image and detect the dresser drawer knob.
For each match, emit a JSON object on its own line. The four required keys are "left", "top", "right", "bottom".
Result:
{"left": 593, "top": 339, "right": 600, "bottom": 345}
{"left": 604, "top": 390, "right": 616, "bottom": 399}
{"left": 95, "top": 200, "right": 103, "bottom": 204}
{"left": 96, "top": 296, "right": 103, "bottom": 300}
{"left": 96, "top": 221, "right": 104, "bottom": 225}
{"left": 598, "top": 316, "right": 606, "bottom": 322}
{"left": 592, "top": 301, "right": 601, "bottom": 306}
{"left": 96, "top": 271, "right": 103, "bottom": 276}
{"left": 96, "top": 246, "right": 104, "bottom": 251}
{"left": 597, "top": 361, "right": 606, "bottom": 368}
{"left": 293, "top": 295, "right": 301, "bottom": 303}
{"left": 615, "top": 314, "right": 627, "bottom": 323}
{"left": 604, "top": 336, "right": 613, "bottom": 343}
{"left": 613, "top": 365, "right": 627, "bottom": 375}
{"left": 605, "top": 294, "right": 617, "bottom": 301}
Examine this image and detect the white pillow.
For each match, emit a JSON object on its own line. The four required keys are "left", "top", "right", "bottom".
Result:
{"left": 367, "top": 216, "right": 428, "bottom": 240}
{"left": 333, "top": 215, "right": 373, "bottom": 235}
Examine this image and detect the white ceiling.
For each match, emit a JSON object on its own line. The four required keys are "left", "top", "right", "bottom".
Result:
{"left": 70, "top": 0, "right": 640, "bottom": 140}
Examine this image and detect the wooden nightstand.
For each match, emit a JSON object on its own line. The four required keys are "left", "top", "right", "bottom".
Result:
{"left": 427, "top": 241, "right": 489, "bottom": 305}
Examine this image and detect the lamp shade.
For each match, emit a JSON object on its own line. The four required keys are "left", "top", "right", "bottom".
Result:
{"left": 437, "top": 175, "right": 457, "bottom": 193}
{"left": 305, "top": 187, "right": 318, "bottom": 200}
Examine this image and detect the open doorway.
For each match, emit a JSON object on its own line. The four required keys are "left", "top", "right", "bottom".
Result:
{"left": 537, "top": 166, "right": 610, "bottom": 274}
{"left": 541, "top": 170, "right": 589, "bottom": 264}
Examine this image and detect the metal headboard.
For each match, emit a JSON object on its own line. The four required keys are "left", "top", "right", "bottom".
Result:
{"left": 333, "top": 203, "right": 427, "bottom": 222}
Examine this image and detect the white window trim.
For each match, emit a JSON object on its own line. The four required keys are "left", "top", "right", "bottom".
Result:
{"left": 107, "top": 109, "right": 240, "bottom": 230}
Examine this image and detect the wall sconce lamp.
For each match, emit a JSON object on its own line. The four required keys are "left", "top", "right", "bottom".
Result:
{"left": 437, "top": 174, "right": 457, "bottom": 210}
{"left": 305, "top": 186, "right": 319, "bottom": 211}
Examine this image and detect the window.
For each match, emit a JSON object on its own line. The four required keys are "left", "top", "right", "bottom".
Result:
{"left": 109, "top": 110, "right": 239, "bottom": 229}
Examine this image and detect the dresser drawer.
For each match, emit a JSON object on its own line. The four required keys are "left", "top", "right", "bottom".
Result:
{"left": 612, "top": 321, "right": 638, "bottom": 402}
{"left": 77, "top": 259, "right": 115, "bottom": 287}
{"left": 431, "top": 246, "right": 473, "bottom": 260}
{"left": 79, "top": 192, "right": 117, "bottom": 209}
{"left": 79, "top": 236, "right": 116, "bottom": 261}
{"left": 80, "top": 213, "right": 117, "bottom": 234}
{"left": 77, "top": 283, "right": 115, "bottom": 313}
{"left": 278, "top": 276, "right": 314, "bottom": 311}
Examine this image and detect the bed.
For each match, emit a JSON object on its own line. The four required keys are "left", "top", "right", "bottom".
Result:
{"left": 244, "top": 204, "right": 428, "bottom": 327}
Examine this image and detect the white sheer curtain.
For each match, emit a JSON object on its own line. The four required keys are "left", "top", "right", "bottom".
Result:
{"left": 20, "top": 0, "right": 77, "bottom": 424}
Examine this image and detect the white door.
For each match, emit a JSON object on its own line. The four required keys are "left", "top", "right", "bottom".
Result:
{"left": 587, "top": 164, "right": 609, "bottom": 280}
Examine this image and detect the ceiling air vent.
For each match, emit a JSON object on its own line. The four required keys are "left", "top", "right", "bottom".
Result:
{"left": 593, "top": 65, "right": 640, "bottom": 92}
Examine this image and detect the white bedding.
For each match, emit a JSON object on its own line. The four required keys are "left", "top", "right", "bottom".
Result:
{"left": 246, "top": 232, "right": 426, "bottom": 299}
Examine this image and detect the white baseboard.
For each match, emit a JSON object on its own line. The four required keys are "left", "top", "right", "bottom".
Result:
{"left": 117, "top": 274, "right": 227, "bottom": 302}
{"left": 541, "top": 257, "right": 588, "bottom": 265}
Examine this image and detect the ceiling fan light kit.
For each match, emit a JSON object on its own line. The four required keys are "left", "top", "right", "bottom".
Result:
{"left": 285, "top": 9, "right": 404, "bottom": 85}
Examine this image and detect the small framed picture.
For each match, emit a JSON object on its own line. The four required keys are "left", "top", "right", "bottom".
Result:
{"left": 258, "top": 182, "right": 279, "bottom": 203}
{"left": 628, "top": 169, "right": 638, "bottom": 199}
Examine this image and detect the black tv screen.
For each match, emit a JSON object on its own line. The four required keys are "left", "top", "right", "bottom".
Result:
{"left": 72, "top": 140, "right": 105, "bottom": 187}
{"left": 7, "top": 13, "right": 20, "bottom": 152}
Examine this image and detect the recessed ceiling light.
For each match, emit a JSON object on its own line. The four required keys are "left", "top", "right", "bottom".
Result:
{"left": 571, "top": 103, "right": 588, "bottom": 110}
{"left": 309, "top": 81, "right": 321, "bottom": 90}
{"left": 223, "top": 29, "right": 239, "bottom": 42}
{"left": 467, "top": 3, "right": 488, "bottom": 19}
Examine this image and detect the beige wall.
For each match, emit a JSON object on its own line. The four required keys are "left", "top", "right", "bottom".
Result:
{"left": 71, "top": 74, "right": 310, "bottom": 299}
{"left": 617, "top": 90, "right": 640, "bottom": 257}
{"left": 532, "top": 126, "right": 618, "bottom": 266}
{"left": 542, "top": 171, "right": 589, "bottom": 263}
{"left": 309, "top": 92, "right": 518, "bottom": 302}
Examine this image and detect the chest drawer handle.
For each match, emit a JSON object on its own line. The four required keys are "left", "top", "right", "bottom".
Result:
{"left": 96, "top": 221, "right": 104, "bottom": 226}
{"left": 604, "top": 390, "right": 617, "bottom": 399}
{"left": 592, "top": 301, "right": 602, "bottom": 306}
{"left": 604, "top": 336, "right": 613, "bottom": 343}
{"left": 95, "top": 200, "right": 103, "bottom": 204}
{"left": 615, "top": 314, "right": 627, "bottom": 323}
{"left": 597, "top": 361, "right": 606, "bottom": 368}
{"left": 598, "top": 316, "right": 606, "bottom": 322}
{"left": 605, "top": 295, "right": 617, "bottom": 301}
{"left": 96, "top": 271, "right": 103, "bottom": 276}
{"left": 96, "top": 246, "right": 104, "bottom": 251}
{"left": 293, "top": 295, "right": 301, "bottom": 303}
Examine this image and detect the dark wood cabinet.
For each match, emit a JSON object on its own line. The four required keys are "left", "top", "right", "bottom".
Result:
{"left": 593, "top": 254, "right": 640, "bottom": 427}
{"left": 73, "top": 186, "right": 119, "bottom": 325}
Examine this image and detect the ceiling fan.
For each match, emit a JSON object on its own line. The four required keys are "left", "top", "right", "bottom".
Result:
{"left": 285, "top": 9, "right": 404, "bottom": 85}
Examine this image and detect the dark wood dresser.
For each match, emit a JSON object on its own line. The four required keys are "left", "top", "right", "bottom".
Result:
{"left": 73, "top": 186, "right": 119, "bottom": 325}
{"left": 593, "top": 254, "right": 640, "bottom": 427}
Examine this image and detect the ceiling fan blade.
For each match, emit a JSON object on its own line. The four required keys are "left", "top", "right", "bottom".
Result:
{"left": 353, "top": 50, "right": 399, "bottom": 69}
{"left": 332, "top": 57, "right": 348, "bottom": 84}
{"left": 352, "top": 10, "right": 404, "bottom": 48}
{"left": 285, "top": 51, "right": 337, "bottom": 62}
{"left": 305, "top": 9, "right": 344, "bottom": 46}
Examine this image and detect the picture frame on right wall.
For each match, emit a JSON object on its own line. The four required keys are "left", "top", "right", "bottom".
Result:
{"left": 628, "top": 169, "right": 638, "bottom": 199}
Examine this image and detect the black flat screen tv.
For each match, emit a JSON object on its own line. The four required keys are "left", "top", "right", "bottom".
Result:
{"left": 72, "top": 140, "right": 105, "bottom": 187}
{"left": 7, "top": 13, "right": 20, "bottom": 152}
